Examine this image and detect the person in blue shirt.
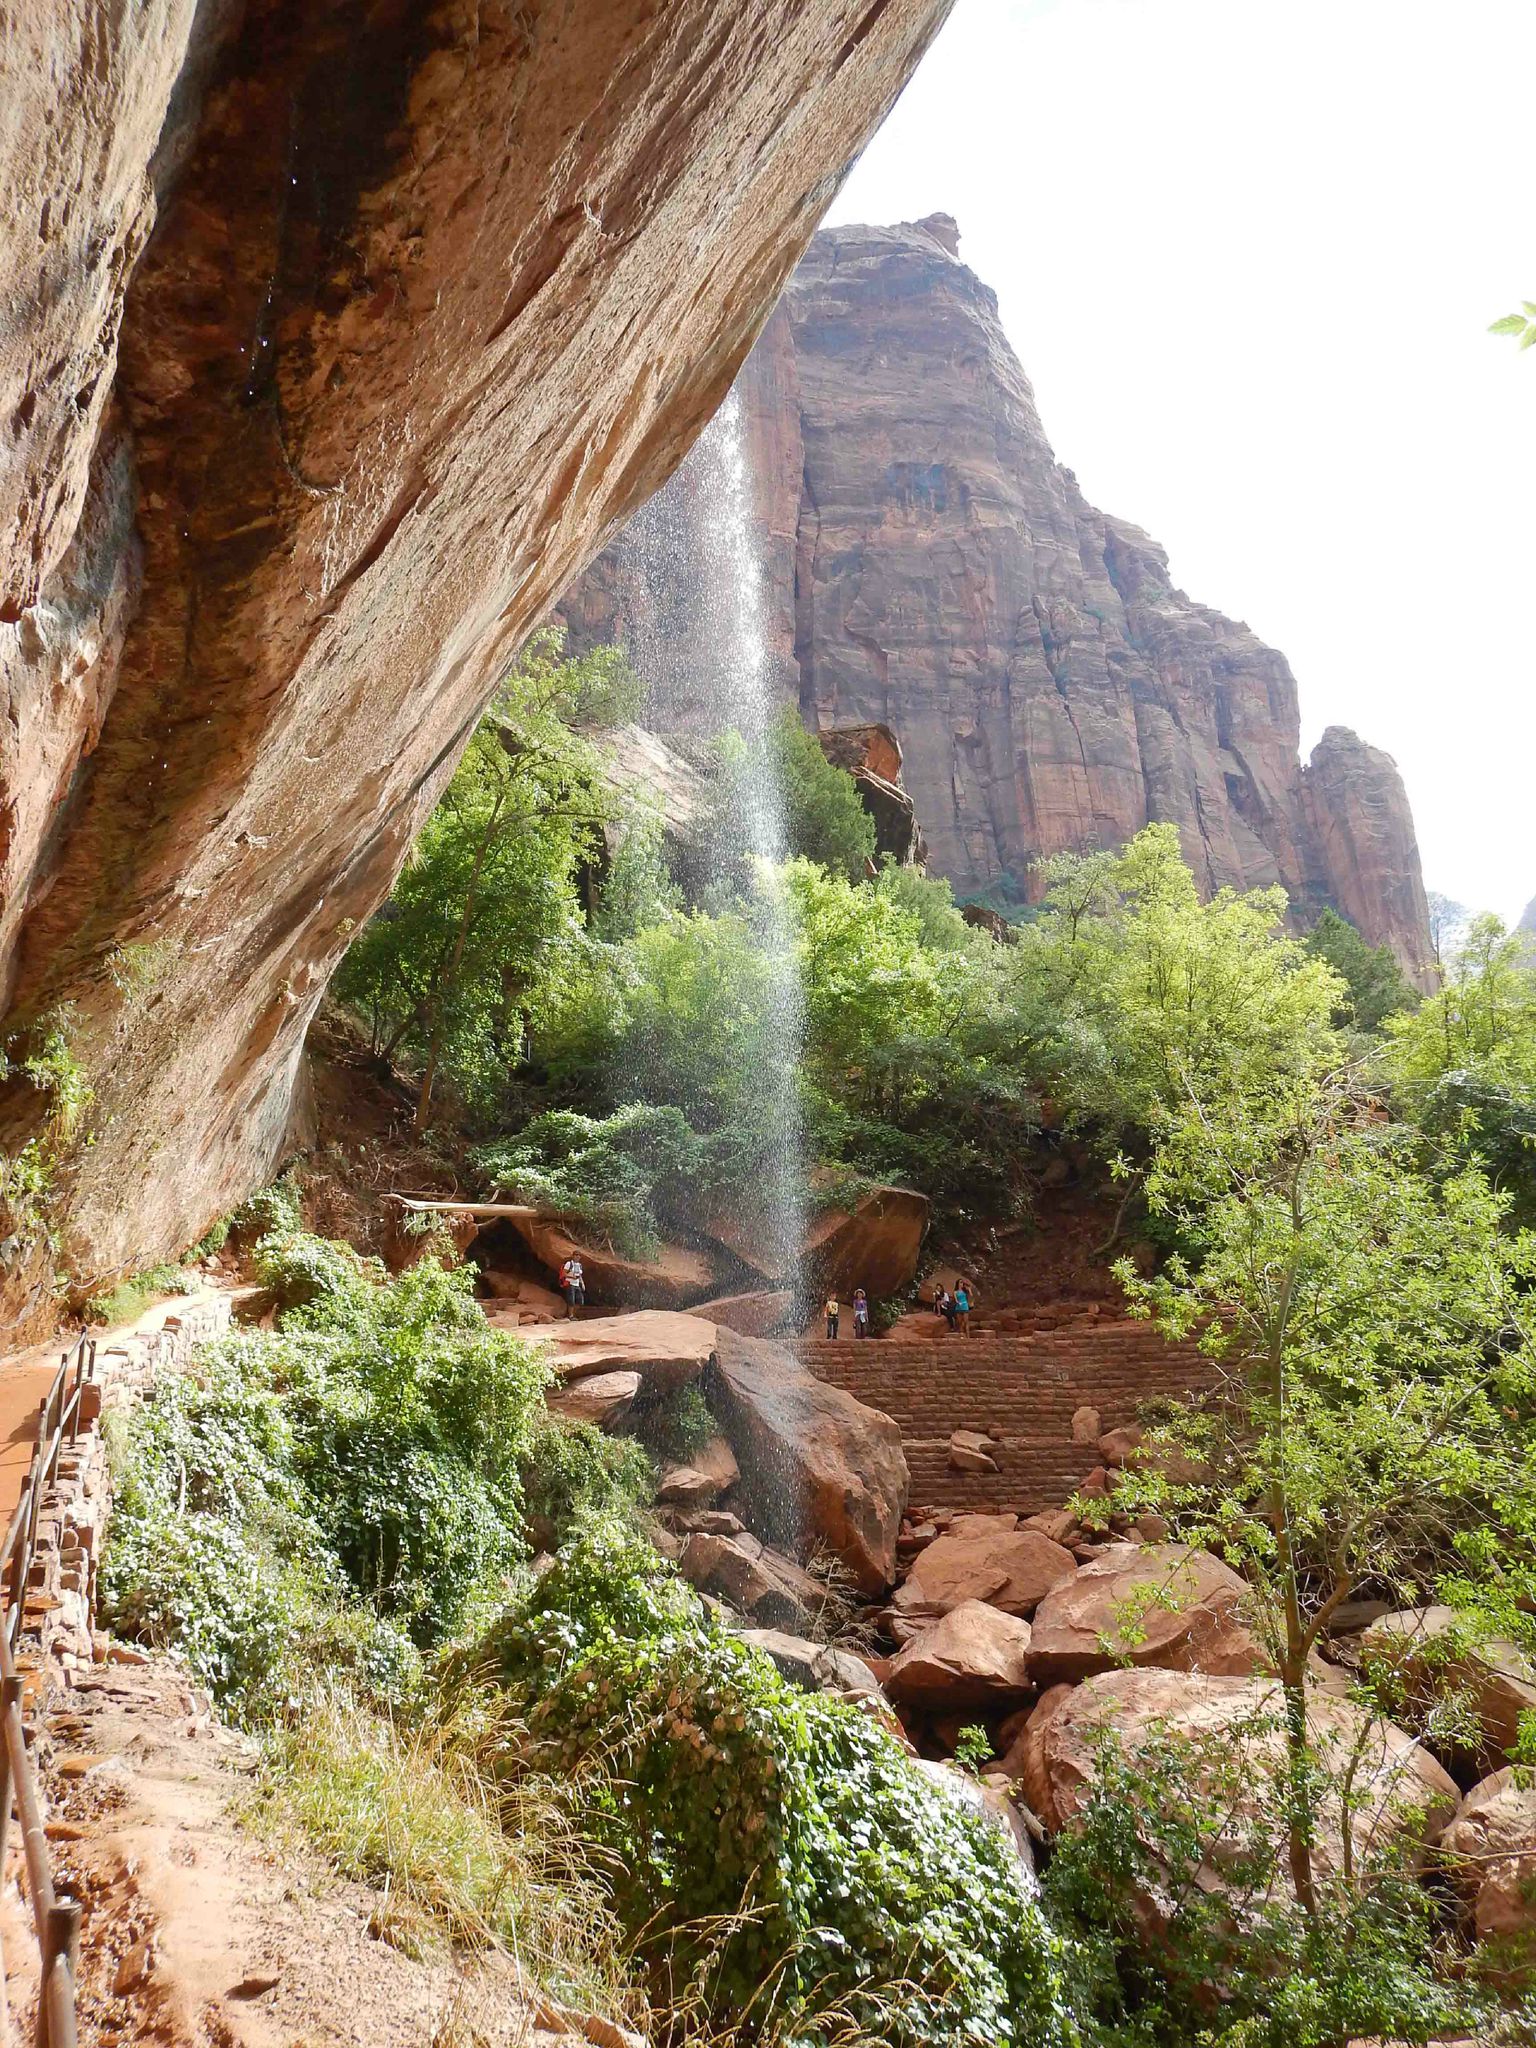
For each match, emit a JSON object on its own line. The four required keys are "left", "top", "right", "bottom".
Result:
{"left": 953, "top": 1283, "right": 971, "bottom": 1336}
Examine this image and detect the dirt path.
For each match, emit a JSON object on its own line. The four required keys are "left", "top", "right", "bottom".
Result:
{"left": 22, "top": 1656, "right": 600, "bottom": 2048}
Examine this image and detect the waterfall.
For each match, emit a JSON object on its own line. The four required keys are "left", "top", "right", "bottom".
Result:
{"left": 702, "top": 389, "right": 807, "bottom": 1293}
{"left": 616, "top": 385, "right": 809, "bottom": 1296}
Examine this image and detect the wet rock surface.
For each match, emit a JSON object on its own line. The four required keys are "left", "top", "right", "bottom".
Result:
{"left": 707, "top": 1327, "right": 909, "bottom": 1595}
{"left": 0, "top": 0, "right": 951, "bottom": 1302}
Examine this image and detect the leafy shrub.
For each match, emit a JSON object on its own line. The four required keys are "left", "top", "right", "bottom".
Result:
{"left": 230, "top": 1171, "right": 304, "bottom": 1239}
{"left": 253, "top": 1228, "right": 380, "bottom": 1314}
{"left": 517, "top": 1416, "right": 652, "bottom": 1552}
{"left": 103, "top": 1246, "right": 552, "bottom": 1711}
{"left": 475, "top": 1103, "right": 703, "bottom": 1259}
{"left": 1040, "top": 1715, "right": 1479, "bottom": 2048}
{"left": 84, "top": 1262, "right": 199, "bottom": 1326}
{"left": 626, "top": 1380, "right": 716, "bottom": 1463}
{"left": 482, "top": 1519, "right": 1077, "bottom": 2048}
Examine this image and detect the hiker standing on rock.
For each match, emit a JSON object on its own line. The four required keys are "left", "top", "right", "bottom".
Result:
{"left": 852, "top": 1287, "right": 870, "bottom": 1338}
{"left": 953, "top": 1282, "right": 972, "bottom": 1336}
{"left": 559, "top": 1255, "right": 585, "bottom": 1318}
{"left": 936, "top": 1285, "right": 957, "bottom": 1332}
{"left": 824, "top": 1293, "right": 840, "bottom": 1339}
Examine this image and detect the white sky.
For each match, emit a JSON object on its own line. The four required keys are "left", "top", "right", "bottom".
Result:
{"left": 826, "top": 0, "right": 1535, "bottom": 925}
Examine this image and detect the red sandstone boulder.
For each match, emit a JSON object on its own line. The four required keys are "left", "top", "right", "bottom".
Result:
{"left": 655, "top": 1435, "right": 740, "bottom": 1509}
{"left": 507, "top": 1311, "right": 717, "bottom": 1395}
{"left": 692, "top": 1289, "right": 795, "bottom": 1338}
{"left": 885, "top": 1602, "right": 1034, "bottom": 1712}
{"left": 545, "top": 1371, "right": 641, "bottom": 1428}
{"left": 708, "top": 1328, "right": 907, "bottom": 1595}
{"left": 947, "top": 1428, "right": 998, "bottom": 1474}
{"left": 678, "top": 1529, "right": 826, "bottom": 1633}
{"left": 1039, "top": 1670, "right": 1459, "bottom": 1891}
{"left": 805, "top": 1184, "right": 929, "bottom": 1298}
{"left": 893, "top": 1518, "right": 1077, "bottom": 1621}
{"left": 1097, "top": 1426, "right": 1143, "bottom": 1468}
{"left": 999, "top": 1682, "right": 1076, "bottom": 1830}
{"left": 1070, "top": 1406, "right": 1101, "bottom": 1445}
{"left": 1360, "top": 1606, "right": 1536, "bottom": 1766}
{"left": 695, "top": 1182, "right": 927, "bottom": 1299}
{"left": 480, "top": 1272, "right": 567, "bottom": 1320}
{"left": 1027, "top": 1542, "right": 1261, "bottom": 1683}
{"left": 1443, "top": 1767, "right": 1536, "bottom": 1982}
{"left": 505, "top": 1212, "right": 719, "bottom": 1308}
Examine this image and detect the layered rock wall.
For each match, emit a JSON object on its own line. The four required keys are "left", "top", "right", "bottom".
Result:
{"left": 565, "top": 216, "right": 1431, "bottom": 975}
{"left": 0, "top": 0, "right": 950, "bottom": 1315}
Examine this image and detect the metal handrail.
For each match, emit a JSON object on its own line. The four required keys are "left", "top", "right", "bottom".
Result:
{"left": 0, "top": 1330, "right": 96, "bottom": 2047}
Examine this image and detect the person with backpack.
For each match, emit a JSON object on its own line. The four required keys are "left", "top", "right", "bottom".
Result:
{"left": 937, "top": 1286, "right": 958, "bottom": 1333}
{"left": 823, "top": 1293, "right": 840, "bottom": 1339}
{"left": 559, "top": 1255, "right": 586, "bottom": 1318}
{"left": 852, "top": 1287, "right": 870, "bottom": 1338}
{"left": 953, "top": 1282, "right": 972, "bottom": 1336}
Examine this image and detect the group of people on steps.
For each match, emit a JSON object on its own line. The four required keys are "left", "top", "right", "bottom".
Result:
{"left": 560, "top": 1252, "right": 974, "bottom": 1339}
{"left": 822, "top": 1280, "right": 972, "bottom": 1338}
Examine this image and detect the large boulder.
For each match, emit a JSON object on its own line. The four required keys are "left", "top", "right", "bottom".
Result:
{"left": 1037, "top": 1670, "right": 1459, "bottom": 1890}
{"left": 1027, "top": 1543, "right": 1262, "bottom": 1683}
{"left": 655, "top": 1435, "right": 740, "bottom": 1509}
{"left": 803, "top": 1185, "right": 930, "bottom": 1299}
{"left": 545, "top": 1371, "right": 641, "bottom": 1428}
{"left": 692, "top": 1289, "right": 796, "bottom": 1338}
{"left": 697, "top": 1184, "right": 928, "bottom": 1298}
{"left": 998, "top": 1682, "right": 1076, "bottom": 1829}
{"left": 678, "top": 1530, "right": 827, "bottom": 1633}
{"left": 738, "top": 1627, "right": 883, "bottom": 1704}
{"left": 884, "top": 1602, "right": 1034, "bottom": 1712}
{"left": 508, "top": 1311, "right": 718, "bottom": 1395}
{"left": 893, "top": 1515, "right": 1077, "bottom": 1621}
{"left": 1443, "top": 1767, "right": 1536, "bottom": 1983}
{"left": 1361, "top": 1606, "right": 1536, "bottom": 1766}
{"left": 504, "top": 1213, "right": 719, "bottom": 1309}
{"left": 708, "top": 1328, "right": 908, "bottom": 1595}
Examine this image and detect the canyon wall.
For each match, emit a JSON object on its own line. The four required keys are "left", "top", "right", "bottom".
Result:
{"left": 566, "top": 216, "right": 1432, "bottom": 974}
{"left": 0, "top": 0, "right": 951, "bottom": 1320}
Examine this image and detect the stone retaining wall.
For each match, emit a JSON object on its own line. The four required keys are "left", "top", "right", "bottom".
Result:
{"left": 22, "top": 1291, "right": 235, "bottom": 1688}
{"left": 798, "top": 1320, "right": 1216, "bottom": 1513}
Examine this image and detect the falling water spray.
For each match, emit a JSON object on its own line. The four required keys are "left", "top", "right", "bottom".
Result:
{"left": 616, "top": 383, "right": 810, "bottom": 1299}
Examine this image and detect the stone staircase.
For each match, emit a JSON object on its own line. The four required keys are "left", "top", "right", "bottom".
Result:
{"left": 797, "top": 1318, "right": 1215, "bottom": 1514}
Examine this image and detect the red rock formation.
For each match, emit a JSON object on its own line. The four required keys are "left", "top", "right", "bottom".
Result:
{"left": 0, "top": 0, "right": 951, "bottom": 1313}
{"left": 565, "top": 215, "right": 1432, "bottom": 978}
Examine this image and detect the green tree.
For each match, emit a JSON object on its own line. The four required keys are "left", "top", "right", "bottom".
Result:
{"left": 701, "top": 709, "right": 876, "bottom": 884}
{"left": 1304, "top": 907, "right": 1416, "bottom": 1032}
{"left": 1111, "top": 1071, "right": 1536, "bottom": 1923}
{"left": 1016, "top": 825, "right": 1345, "bottom": 1176}
{"left": 336, "top": 630, "right": 634, "bottom": 1128}
{"left": 1386, "top": 912, "right": 1536, "bottom": 1226}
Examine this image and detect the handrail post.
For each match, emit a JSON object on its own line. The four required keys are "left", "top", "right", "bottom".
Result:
{"left": 0, "top": 1674, "right": 14, "bottom": 1875}
{"left": 34, "top": 1899, "right": 78, "bottom": 2048}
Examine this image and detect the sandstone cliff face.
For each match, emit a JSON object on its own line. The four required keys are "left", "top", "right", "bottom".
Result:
{"left": 566, "top": 216, "right": 1432, "bottom": 976}
{"left": 0, "top": 0, "right": 951, "bottom": 1316}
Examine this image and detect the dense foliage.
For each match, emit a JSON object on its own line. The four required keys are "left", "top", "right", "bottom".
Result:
{"left": 334, "top": 628, "right": 635, "bottom": 1127}
{"left": 102, "top": 1251, "right": 572, "bottom": 1717}
{"left": 485, "top": 1518, "right": 1077, "bottom": 2048}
